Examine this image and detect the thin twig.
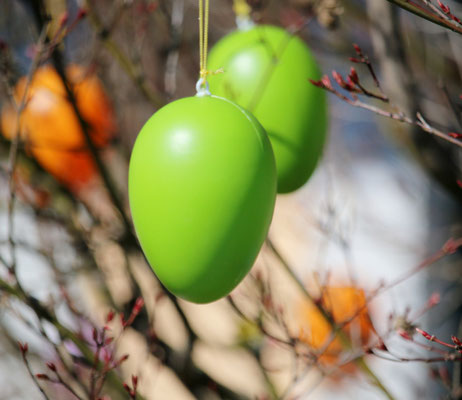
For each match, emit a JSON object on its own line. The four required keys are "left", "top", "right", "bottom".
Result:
{"left": 0, "top": 277, "right": 136, "bottom": 399}
{"left": 84, "top": 0, "right": 164, "bottom": 108}
{"left": 19, "top": 344, "right": 52, "bottom": 400}
{"left": 385, "top": 0, "right": 462, "bottom": 35}
{"left": 311, "top": 73, "right": 462, "bottom": 148}
{"left": 6, "top": 27, "right": 48, "bottom": 275}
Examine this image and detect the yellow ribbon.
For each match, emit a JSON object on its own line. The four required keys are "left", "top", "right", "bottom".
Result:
{"left": 233, "top": 0, "right": 251, "bottom": 17}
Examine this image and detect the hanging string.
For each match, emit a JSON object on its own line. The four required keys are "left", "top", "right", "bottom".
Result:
{"left": 197, "top": 0, "right": 223, "bottom": 95}
{"left": 198, "top": 0, "right": 209, "bottom": 80}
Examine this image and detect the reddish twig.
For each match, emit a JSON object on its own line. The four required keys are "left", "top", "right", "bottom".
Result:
{"left": 123, "top": 375, "right": 139, "bottom": 400}
{"left": 43, "top": 362, "right": 84, "bottom": 400}
{"left": 18, "top": 342, "right": 52, "bottom": 400}
{"left": 385, "top": 0, "right": 462, "bottom": 35}
{"left": 310, "top": 44, "right": 462, "bottom": 149}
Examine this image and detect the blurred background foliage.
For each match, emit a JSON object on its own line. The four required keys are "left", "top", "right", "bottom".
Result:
{"left": 0, "top": 0, "right": 462, "bottom": 399}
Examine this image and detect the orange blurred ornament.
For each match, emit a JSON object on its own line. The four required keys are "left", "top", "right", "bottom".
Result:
{"left": 297, "top": 286, "right": 376, "bottom": 375}
{"left": 1, "top": 64, "right": 115, "bottom": 191}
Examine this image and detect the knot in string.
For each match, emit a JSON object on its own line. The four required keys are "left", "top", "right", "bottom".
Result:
{"left": 200, "top": 68, "right": 224, "bottom": 79}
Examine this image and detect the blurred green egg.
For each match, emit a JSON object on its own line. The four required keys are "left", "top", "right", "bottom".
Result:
{"left": 128, "top": 95, "right": 276, "bottom": 303}
{"left": 208, "top": 25, "right": 328, "bottom": 193}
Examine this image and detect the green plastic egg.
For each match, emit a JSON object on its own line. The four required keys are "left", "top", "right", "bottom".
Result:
{"left": 128, "top": 95, "right": 276, "bottom": 303}
{"left": 208, "top": 25, "right": 327, "bottom": 193}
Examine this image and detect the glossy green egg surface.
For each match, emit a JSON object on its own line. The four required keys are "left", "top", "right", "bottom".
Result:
{"left": 208, "top": 25, "right": 327, "bottom": 193}
{"left": 129, "top": 95, "right": 276, "bottom": 303}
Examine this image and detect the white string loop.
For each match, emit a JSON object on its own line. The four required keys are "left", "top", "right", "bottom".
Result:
{"left": 195, "top": 78, "right": 211, "bottom": 97}
{"left": 236, "top": 15, "right": 255, "bottom": 31}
